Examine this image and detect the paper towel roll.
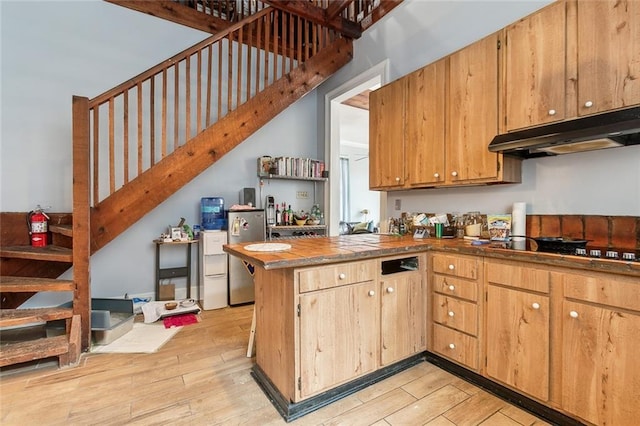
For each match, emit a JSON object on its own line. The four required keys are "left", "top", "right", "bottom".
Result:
{"left": 512, "top": 202, "right": 526, "bottom": 241}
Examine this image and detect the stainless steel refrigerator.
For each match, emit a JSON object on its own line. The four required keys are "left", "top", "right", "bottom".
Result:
{"left": 227, "top": 209, "right": 266, "bottom": 305}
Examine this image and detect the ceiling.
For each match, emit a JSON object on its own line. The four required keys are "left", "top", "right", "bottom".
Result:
{"left": 341, "top": 89, "right": 371, "bottom": 111}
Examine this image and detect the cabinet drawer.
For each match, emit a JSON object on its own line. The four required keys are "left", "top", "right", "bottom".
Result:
{"left": 431, "top": 254, "right": 479, "bottom": 280}
{"left": 201, "top": 231, "right": 226, "bottom": 255}
{"left": 433, "top": 274, "right": 478, "bottom": 302}
{"left": 203, "top": 253, "right": 226, "bottom": 276}
{"left": 563, "top": 272, "right": 640, "bottom": 312}
{"left": 432, "top": 323, "right": 478, "bottom": 370}
{"left": 298, "top": 260, "right": 376, "bottom": 293}
{"left": 486, "top": 261, "right": 550, "bottom": 294}
{"left": 432, "top": 294, "right": 478, "bottom": 336}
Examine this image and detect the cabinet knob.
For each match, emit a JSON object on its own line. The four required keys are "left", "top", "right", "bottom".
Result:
{"left": 368, "top": 290, "right": 375, "bottom": 297}
{"left": 532, "top": 302, "right": 540, "bottom": 310}
{"left": 448, "top": 343, "right": 456, "bottom": 350}
{"left": 548, "top": 109, "right": 556, "bottom": 116}
{"left": 338, "top": 273, "right": 346, "bottom": 280}
{"left": 584, "top": 100, "right": 593, "bottom": 108}
{"left": 448, "top": 285, "right": 455, "bottom": 291}
{"left": 395, "top": 176, "right": 401, "bottom": 182}
{"left": 569, "top": 310, "right": 579, "bottom": 318}
{"left": 386, "top": 287, "right": 394, "bottom": 294}
{"left": 434, "top": 173, "right": 440, "bottom": 179}
{"left": 448, "top": 264, "right": 455, "bottom": 270}
{"left": 448, "top": 311, "right": 455, "bottom": 317}
{"left": 451, "top": 171, "right": 458, "bottom": 177}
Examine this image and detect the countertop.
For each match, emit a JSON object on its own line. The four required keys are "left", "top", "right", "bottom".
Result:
{"left": 223, "top": 234, "right": 640, "bottom": 278}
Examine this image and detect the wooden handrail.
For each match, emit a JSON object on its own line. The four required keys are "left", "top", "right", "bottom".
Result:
{"left": 81, "top": 6, "right": 338, "bottom": 206}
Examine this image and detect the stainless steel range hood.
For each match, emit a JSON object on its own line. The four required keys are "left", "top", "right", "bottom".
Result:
{"left": 488, "top": 106, "right": 640, "bottom": 158}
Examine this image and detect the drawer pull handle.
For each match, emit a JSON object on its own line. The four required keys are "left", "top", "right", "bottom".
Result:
{"left": 338, "top": 273, "right": 346, "bottom": 280}
{"left": 368, "top": 290, "right": 375, "bottom": 297}
{"left": 569, "top": 310, "right": 579, "bottom": 318}
{"left": 448, "top": 285, "right": 455, "bottom": 291}
{"left": 448, "top": 311, "right": 455, "bottom": 317}
{"left": 448, "top": 264, "right": 455, "bottom": 270}
{"left": 532, "top": 302, "right": 540, "bottom": 310}
{"left": 448, "top": 343, "right": 456, "bottom": 350}
{"left": 386, "top": 287, "right": 394, "bottom": 294}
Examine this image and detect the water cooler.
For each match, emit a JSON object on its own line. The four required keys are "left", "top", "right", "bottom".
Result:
{"left": 199, "top": 197, "right": 228, "bottom": 310}
{"left": 199, "top": 230, "right": 228, "bottom": 310}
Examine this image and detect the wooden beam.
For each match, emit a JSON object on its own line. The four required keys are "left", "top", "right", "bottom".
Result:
{"left": 325, "top": 0, "right": 352, "bottom": 20}
{"left": 105, "top": 0, "right": 232, "bottom": 34}
{"left": 262, "top": 0, "right": 361, "bottom": 39}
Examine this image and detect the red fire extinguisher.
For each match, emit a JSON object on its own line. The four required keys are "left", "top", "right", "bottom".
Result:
{"left": 27, "top": 206, "right": 50, "bottom": 247}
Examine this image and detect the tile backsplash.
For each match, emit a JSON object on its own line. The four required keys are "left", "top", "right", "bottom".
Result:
{"left": 527, "top": 215, "right": 639, "bottom": 251}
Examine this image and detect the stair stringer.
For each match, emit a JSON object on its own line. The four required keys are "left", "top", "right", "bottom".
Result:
{"left": 89, "top": 37, "right": 353, "bottom": 253}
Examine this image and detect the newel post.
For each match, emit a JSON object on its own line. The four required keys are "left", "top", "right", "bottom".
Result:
{"left": 72, "top": 95, "right": 92, "bottom": 351}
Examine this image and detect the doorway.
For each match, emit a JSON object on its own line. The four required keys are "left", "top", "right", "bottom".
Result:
{"left": 324, "top": 61, "right": 389, "bottom": 236}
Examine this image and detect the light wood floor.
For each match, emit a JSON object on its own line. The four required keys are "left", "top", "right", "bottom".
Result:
{"left": 0, "top": 304, "right": 549, "bottom": 425}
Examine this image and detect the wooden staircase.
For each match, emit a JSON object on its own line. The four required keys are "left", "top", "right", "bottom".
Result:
{"left": 0, "top": 0, "right": 400, "bottom": 370}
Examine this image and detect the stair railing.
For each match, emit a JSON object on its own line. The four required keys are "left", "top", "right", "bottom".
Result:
{"left": 76, "top": 5, "right": 339, "bottom": 207}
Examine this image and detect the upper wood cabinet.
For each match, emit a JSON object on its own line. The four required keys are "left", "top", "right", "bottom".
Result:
{"left": 504, "top": 0, "right": 567, "bottom": 131}
{"left": 575, "top": 0, "right": 640, "bottom": 116}
{"left": 503, "top": 0, "right": 640, "bottom": 131}
{"left": 369, "top": 31, "right": 521, "bottom": 190}
{"left": 405, "top": 59, "right": 446, "bottom": 186}
{"left": 447, "top": 32, "right": 505, "bottom": 183}
{"left": 369, "top": 77, "right": 406, "bottom": 189}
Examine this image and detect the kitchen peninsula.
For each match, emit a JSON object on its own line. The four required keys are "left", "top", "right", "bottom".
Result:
{"left": 224, "top": 234, "right": 640, "bottom": 424}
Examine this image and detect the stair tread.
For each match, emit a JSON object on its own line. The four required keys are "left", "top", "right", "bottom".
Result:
{"left": 49, "top": 224, "right": 73, "bottom": 237}
{"left": 0, "top": 276, "right": 75, "bottom": 293}
{"left": 0, "top": 335, "right": 69, "bottom": 367}
{"left": 0, "top": 307, "right": 74, "bottom": 328}
{"left": 0, "top": 245, "right": 73, "bottom": 262}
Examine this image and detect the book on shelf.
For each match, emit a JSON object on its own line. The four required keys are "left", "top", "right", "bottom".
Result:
{"left": 257, "top": 156, "right": 325, "bottom": 179}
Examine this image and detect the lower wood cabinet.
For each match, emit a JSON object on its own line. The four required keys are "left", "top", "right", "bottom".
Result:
{"left": 380, "top": 254, "right": 426, "bottom": 366}
{"left": 428, "top": 253, "right": 482, "bottom": 371}
{"left": 485, "top": 260, "right": 551, "bottom": 402}
{"left": 560, "top": 271, "right": 640, "bottom": 425}
{"left": 296, "top": 255, "right": 426, "bottom": 400}
{"left": 299, "top": 280, "right": 379, "bottom": 398}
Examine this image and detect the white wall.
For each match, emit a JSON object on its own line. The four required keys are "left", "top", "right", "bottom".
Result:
{"left": 1, "top": 1, "right": 320, "bottom": 301}
{"left": 316, "top": 0, "right": 640, "bottom": 220}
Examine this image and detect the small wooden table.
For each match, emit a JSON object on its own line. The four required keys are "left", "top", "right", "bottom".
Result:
{"left": 153, "top": 240, "right": 198, "bottom": 301}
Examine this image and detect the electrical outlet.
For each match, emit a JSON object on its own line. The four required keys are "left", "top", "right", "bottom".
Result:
{"left": 296, "top": 191, "right": 309, "bottom": 199}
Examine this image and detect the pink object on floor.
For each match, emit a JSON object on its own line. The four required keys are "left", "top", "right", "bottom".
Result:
{"left": 163, "top": 313, "right": 199, "bottom": 328}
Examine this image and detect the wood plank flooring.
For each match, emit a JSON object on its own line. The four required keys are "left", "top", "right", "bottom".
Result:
{"left": 0, "top": 304, "right": 549, "bottom": 425}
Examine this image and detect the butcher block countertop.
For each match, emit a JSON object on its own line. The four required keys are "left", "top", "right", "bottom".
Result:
{"left": 223, "top": 234, "right": 640, "bottom": 278}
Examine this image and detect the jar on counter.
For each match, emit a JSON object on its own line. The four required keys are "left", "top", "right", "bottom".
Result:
{"left": 464, "top": 211, "right": 482, "bottom": 237}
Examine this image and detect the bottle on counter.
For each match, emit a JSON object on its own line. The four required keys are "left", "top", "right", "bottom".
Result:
{"left": 287, "top": 205, "right": 293, "bottom": 225}
{"left": 282, "top": 203, "right": 289, "bottom": 226}
{"left": 275, "top": 204, "right": 282, "bottom": 226}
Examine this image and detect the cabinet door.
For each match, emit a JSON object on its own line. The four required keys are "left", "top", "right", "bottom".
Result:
{"left": 562, "top": 300, "right": 640, "bottom": 425}
{"left": 447, "top": 32, "right": 500, "bottom": 183}
{"left": 298, "top": 281, "right": 379, "bottom": 398}
{"left": 486, "top": 285, "right": 549, "bottom": 401}
{"left": 369, "top": 77, "right": 406, "bottom": 189}
{"left": 405, "top": 59, "right": 446, "bottom": 186}
{"left": 504, "top": 1, "right": 566, "bottom": 131}
{"left": 577, "top": 0, "right": 640, "bottom": 116}
{"left": 380, "top": 271, "right": 425, "bottom": 366}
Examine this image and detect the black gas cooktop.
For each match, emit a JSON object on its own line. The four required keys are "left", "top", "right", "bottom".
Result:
{"left": 494, "top": 239, "right": 639, "bottom": 262}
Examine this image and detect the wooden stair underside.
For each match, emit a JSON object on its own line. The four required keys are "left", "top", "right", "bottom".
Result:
{"left": 0, "top": 276, "right": 75, "bottom": 292}
{"left": 0, "top": 245, "right": 73, "bottom": 262}
{"left": 0, "top": 335, "right": 69, "bottom": 367}
{"left": 49, "top": 224, "right": 73, "bottom": 237}
{"left": 0, "top": 307, "right": 74, "bottom": 328}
